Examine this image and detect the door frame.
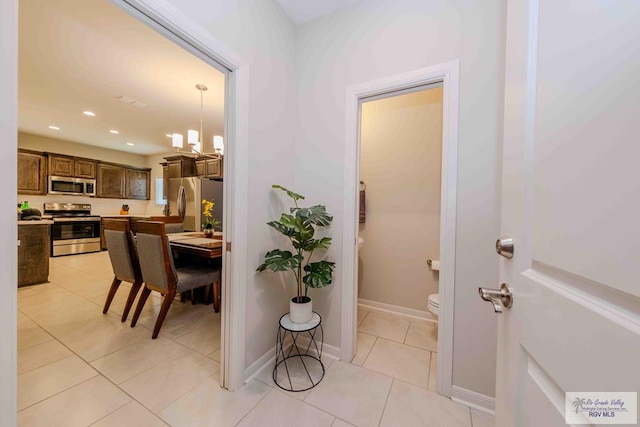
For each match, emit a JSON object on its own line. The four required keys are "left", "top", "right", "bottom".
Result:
{"left": 111, "top": 0, "right": 250, "bottom": 392}
{"left": 0, "top": 0, "right": 18, "bottom": 425}
{"left": 341, "top": 61, "right": 459, "bottom": 397}
{"left": 1, "top": 7, "right": 251, "bottom": 422}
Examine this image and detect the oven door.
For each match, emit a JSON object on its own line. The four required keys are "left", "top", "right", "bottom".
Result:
{"left": 51, "top": 219, "right": 101, "bottom": 256}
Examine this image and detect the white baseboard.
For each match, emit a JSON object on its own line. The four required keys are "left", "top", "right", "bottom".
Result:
{"left": 244, "top": 345, "right": 278, "bottom": 383}
{"left": 451, "top": 385, "right": 495, "bottom": 415}
{"left": 244, "top": 337, "right": 341, "bottom": 384}
{"left": 358, "top": 298, "right": 437, "bottom": 324}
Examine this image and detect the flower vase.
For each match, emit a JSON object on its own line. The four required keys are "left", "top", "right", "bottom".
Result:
{"left": 203, "top": 228, "right": 214, "bottom": 238}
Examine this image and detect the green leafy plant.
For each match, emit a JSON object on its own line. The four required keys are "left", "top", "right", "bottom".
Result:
{"left": 256, "top": 185, "right": 335, "bottom": 301}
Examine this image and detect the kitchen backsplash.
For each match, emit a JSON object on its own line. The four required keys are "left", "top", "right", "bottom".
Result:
{"left": 17, "top": 194, "right": 154, "bottom": 216}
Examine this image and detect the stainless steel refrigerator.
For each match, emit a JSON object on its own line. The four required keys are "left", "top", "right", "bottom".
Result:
{"left": 168, "top": 177, "right": 223, "bottom": 232}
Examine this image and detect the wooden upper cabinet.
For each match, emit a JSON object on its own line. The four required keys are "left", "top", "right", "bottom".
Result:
{"left": 18, "top": 150, "right": 47, "bottom": 195}
{"left": 48, "top": 154, "right": 74, "bottom": 177}
{"left": 74, "top": 158, "right": 96, "bottom": 179}
{"left": 49, "top": 154, "right": 96, "bottom": 178}
{"left": 125, "top": 169, "right": 150, "bottom": 200}
{"left": 195, "top": 160, "right": 205, "bottom": 177}
{"left": 195, "top": 156, "right": 223, "bottom": 179}
{"left": 164, "top": 155, "right": 196, "bottom": 179}
{"left": 204, "top": 157, "right": 222, "bottom": 178}
{"left": 96, "top": 164, "right": 125, "bottom": 198}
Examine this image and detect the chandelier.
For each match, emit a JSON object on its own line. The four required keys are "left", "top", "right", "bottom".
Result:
{"left": 171, "top": 84, "right": 224, "bottom": 156}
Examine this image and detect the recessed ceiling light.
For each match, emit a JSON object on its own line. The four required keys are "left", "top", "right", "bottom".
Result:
{"left": 48, "top": 125, "right": 60, "bottom": 130}
{"left": 83, "top": 111, "right": 96, "bottom": 117}
{"left": 126, "top": 142, "right": 135, "bottom": 146}
{"left": 109, "top": 130, "right": 119, "bottom": 134}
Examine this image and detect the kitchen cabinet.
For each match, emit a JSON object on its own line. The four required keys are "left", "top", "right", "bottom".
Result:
{"left": 162, "top": 155, "right": 196, "bottom": 200}
{"left": 96, "top": 163, "right": 125, "bottom": 198}
{"left": 195, "top": 156, "right": 223, "bottom": 179}
{"left": 18, "top": 149, "right": 47, "bottom": 195}
{"left": 96, "top": 163, "right": 151, "bottom": 199}
{"left": 164, "top": 155, "right": 196, "bottom": 179}
{"left": 49, "top": 154, "right": 96, "bottom": 179}
{"left": 125, "top": 168, "right": 150, "bottom": 200}
{"left": 18, "top": 222, "right": 51, "bottom": 287}
{"left": 74, "top": 158, "right": 96, "bottom": 178}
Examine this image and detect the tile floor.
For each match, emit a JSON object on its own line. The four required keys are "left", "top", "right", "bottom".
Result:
{"left": 18, "top": 251, "right": 495, "bottom": 426}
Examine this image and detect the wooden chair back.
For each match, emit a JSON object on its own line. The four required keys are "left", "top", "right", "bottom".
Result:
{"left": 149, "top": 216, "right": 184, "bottom": 233}
{"left": 135, "top": 221, "right": 177, "bottom": 294}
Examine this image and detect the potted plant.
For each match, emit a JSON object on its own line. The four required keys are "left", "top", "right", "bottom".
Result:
{"left": 256, "top": 185, "right": 335, "bottom": 323}
{"left": 201, "top": 198, "right": 220, "bottom": 238}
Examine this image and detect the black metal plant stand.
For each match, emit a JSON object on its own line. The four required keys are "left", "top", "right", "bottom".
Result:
{"left": 273, "top": 312, "right": 325, "bottom": 392}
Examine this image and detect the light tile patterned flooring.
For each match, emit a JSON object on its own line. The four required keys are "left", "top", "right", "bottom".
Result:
{"left": 18, "top": 251, "right": 494, "bottom": 426}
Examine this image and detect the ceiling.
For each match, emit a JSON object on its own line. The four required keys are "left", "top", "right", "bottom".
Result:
{"left": 275, "top": 0, "right": 360, "bottom": 25}
{"left": 18, "top": 0, "right": 225, "bottom": 155}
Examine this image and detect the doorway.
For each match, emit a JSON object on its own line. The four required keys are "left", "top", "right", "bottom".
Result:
{"left": 353, "top": 84, "right": 443, "bottom": 387}
{"left": 2, "top": 2, "right": 251, "bottom": 422}
{"left": 341, "top": 61, "right": 460, "bottom": 397}
{"left": 15, "top": 0, "right": 233, "bottom": 393}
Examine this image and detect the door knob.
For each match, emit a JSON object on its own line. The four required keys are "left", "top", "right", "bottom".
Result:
{"left": 479, "top": 283, "right": 513, "bottom": 313}
{"left": 495, "top": 236, "right": 514, "bottom": 259}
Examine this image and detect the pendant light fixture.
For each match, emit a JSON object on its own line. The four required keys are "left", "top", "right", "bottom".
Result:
{"left": 171, "top": 84, "right": 223, "bottom": 156}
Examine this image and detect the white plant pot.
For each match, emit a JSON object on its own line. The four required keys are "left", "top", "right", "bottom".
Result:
{"left": 289, "top": 296, "right": 313, "bottom": 324}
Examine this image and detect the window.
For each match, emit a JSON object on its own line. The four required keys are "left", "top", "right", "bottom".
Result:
{"left": 155, "top": 178, "right": 166, "bottom": 205}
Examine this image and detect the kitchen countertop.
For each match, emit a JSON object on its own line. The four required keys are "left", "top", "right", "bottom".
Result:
{"left": 18, "top": 220, "right": 54, "bottom": 225}
{"left": 100, "top": 215, "right": 151, "bottom": 218}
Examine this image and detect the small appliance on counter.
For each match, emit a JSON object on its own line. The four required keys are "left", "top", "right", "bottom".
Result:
{"left": 21, "top": 208, "right": 42, "bottom": 221}
{"left": 18, "top": 201, "right": 42, "bottom": 220}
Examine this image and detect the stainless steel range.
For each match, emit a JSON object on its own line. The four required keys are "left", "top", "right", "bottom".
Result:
{"left": 44, "top": 203, "right": 101, "bottom": 256}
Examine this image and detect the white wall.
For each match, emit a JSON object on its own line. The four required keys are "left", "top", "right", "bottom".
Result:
{"left": 359, "top": 87, "right": 442, "bottom": 311}
{"left": 162, "top": 0, "right": 298, "bottom": 370}
{"left": 294, "top": 0, "right": 504, "bottom": 398}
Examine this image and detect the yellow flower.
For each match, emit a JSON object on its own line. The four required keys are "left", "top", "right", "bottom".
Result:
{"left": 201, "top": 199, "right": 219, "bottom": 230}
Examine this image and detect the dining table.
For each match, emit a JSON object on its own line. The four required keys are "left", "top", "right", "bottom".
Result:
{"left": 167, "top": 231, "right": 223, "bottom": 259}
{"left": 167, "top": 231, "right": 223, "bottom": 311}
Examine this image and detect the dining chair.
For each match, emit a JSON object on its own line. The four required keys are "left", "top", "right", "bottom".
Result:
{"left": 102, "top": 219, "right": 143, "bottom": 322}
{"left": 130, "top": 221, "right": 221, "bottom": 339}
{"left": 149, "top": 215, "right": 184, "bottom": 234}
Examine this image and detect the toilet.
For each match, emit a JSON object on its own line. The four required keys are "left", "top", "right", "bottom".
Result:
{"left": 427, "top": 294, "right": 439, "bottom": 318}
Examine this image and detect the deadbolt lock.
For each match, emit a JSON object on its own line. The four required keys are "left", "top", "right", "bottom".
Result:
{"left": 496, "top": 236, "right": 514, "bottom": 259}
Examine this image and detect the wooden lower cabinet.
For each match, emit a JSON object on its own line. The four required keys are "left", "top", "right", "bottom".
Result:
{"left": 18, "top": 223, "right": 50, "bottom": 287}
{"left": 18, "top": 150, "right": 47, "bottom": 195}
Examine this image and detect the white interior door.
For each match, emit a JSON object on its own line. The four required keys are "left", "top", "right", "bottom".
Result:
{"left": 492, "top": 1, "right": 640, "bottom": 425}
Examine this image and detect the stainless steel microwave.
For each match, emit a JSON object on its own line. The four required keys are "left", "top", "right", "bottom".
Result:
{"left": 48, "top": 176, "right": 96, "bottom": 196}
